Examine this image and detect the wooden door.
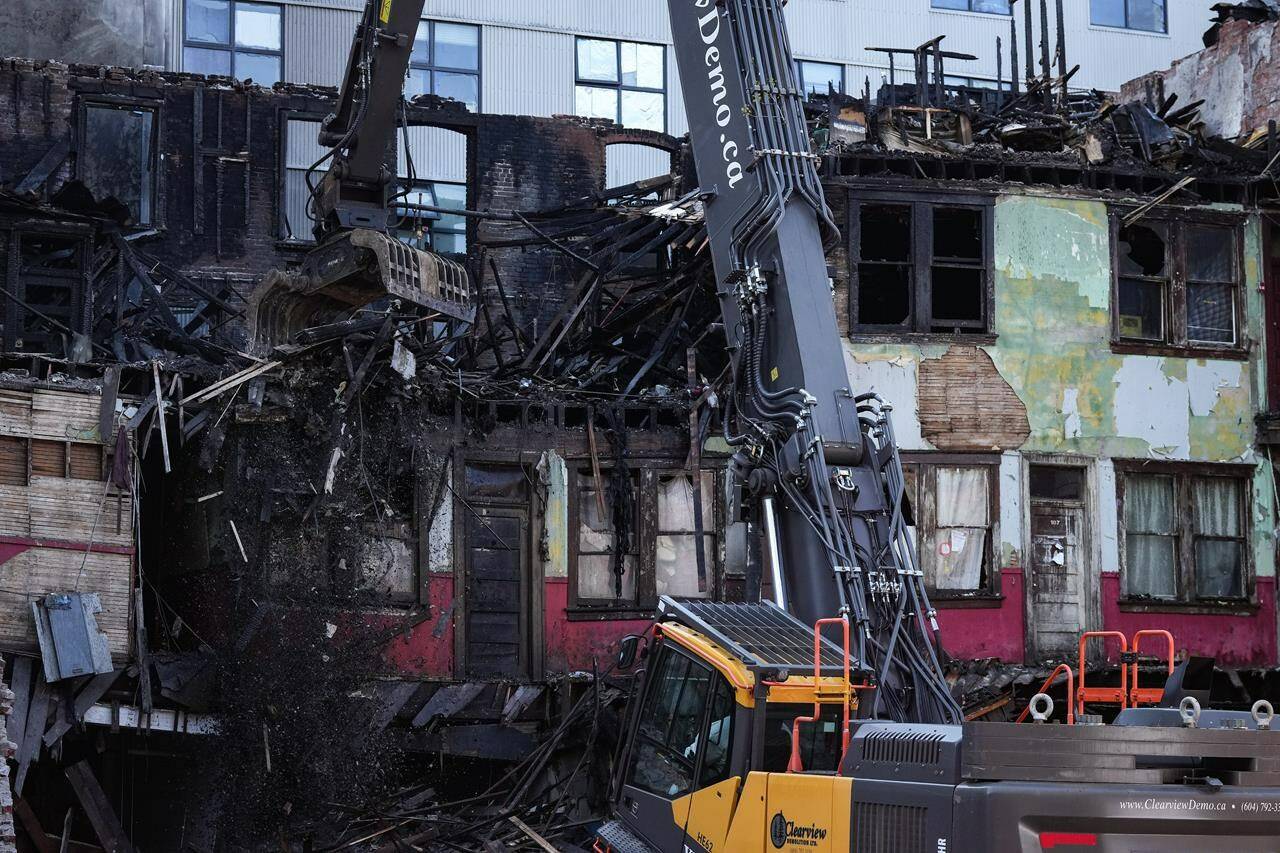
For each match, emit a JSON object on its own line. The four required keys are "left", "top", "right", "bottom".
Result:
{"left": 1029, "top": 502, "right": 1085, "bottom": 661}
{"left": 462, "top": 508, "right": 528, "bottom": 679}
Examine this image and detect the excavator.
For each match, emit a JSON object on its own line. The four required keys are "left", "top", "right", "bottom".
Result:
{"left": 264, "top": 0, "right": 1280, "bottom": 850}
{"left": 589, "top": 1, "right": 1280, "bottom": 852}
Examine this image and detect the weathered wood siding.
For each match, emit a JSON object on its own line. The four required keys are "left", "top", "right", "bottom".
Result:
{"left": 0, "top": 386, "right": 133, "bottom": 661}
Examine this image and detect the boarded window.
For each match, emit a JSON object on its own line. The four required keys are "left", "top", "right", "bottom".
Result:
{"left": 81, "top": 105, "right": 156, "bottom": 224}
{"left": 0, "top": 437, "right": 27, "bottom": 486}
{"left": 656, "top": 473, "right": 715, "bottom": 599}
{"left": 31, "top": 439, "right": 66, "bottom": 478}
{"left": 68, "top": 444, "right": 103, "bottom": 481}
{"left": 1121, "top": 467, "right": 1248, "bottom": 603}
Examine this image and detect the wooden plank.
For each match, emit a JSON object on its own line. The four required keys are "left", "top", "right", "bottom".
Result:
{"left": 15, "top": 670, "right": 51, "bottom": 795}
{"left": 509, "top": 817, "right": 558, "bottom": 853}
{"left": 43, "top": 669, "right": 120, "bottom": 746}
{"left": 13, "top": 798, "right": 56, "bottom": 853}
{"left": 64, "top": 760, "right": 135, "bottom": 853}
{"left": 7, "top": 655, "right": 32, "bottom": 753}
{"left": 0, "top": 549, "right": 132, "bottom": 660}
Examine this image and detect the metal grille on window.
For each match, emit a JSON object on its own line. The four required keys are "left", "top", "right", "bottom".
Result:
{"left": 1186, "top": 225, "right": 1236, "bottom": 345}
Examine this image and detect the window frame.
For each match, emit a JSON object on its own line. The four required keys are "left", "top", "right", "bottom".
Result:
{"left": 408, "top": 19, "right": 482, "bottom": 112}
{"left": 848, "top": 189, "right": 996, "bottom": 340}
{"left": 568, "top": 462, "right": 722, "bottom": 617}
{"left": 1109, "top": 209, "right": 1246, "bottom": 360}
{"left": 182, "top": 0, "right": 284, "bottom": 83}
{"left": 1115, "top": 460, "right": 1254, "bottom": 610}
{"left": 277, "top": 111, "right": 327, "bottom": 244}
{"left": 900, "top": 452, "right": 1001, "bottom": 601}
{"left": 75, "top": 98, "right": 160, "bottom": 227}
{"left": 573, "top": 36, "right": 668, "bottom": 133}
{"left": 931, "top": 0, "right": 1013, "bottom": 16}
{"left": 796, "top": 60, "right": 846, "bottom": 97}
{"left": 1089, "top": 0, "right": 1168, "bottom": 34}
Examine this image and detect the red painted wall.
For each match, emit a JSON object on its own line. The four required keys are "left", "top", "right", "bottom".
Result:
{"left": 543, "top": 578, "right": 651, "bottom": 674}
{"left": 1100, "top": 573, "right": 1278, "bottom": 668}
{"left": 935, "top": 568, "right": 1026, "bottom": 663}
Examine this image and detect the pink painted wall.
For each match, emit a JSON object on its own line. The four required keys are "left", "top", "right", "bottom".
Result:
{"left": 369, "top": 576, "right": 651, "bottom": 678}
{"left": 1100, "top": 573, "right": 1278, "bottom": 668}
{"left": 935, "top": 568, "right": 1026, "bottom": 663}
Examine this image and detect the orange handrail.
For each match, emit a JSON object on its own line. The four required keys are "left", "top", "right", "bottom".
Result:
{"left": 1129, "top": 629, "right": 1175, "bottom": 708}
{"left": 1015, "top": 663, "right": 1075, "bottom": 725}
{"left": 1077, "top": 630, "right": 1128, "bottom": 717}
{"left": 788, "top": 616, "right": 852, "bottom": 773}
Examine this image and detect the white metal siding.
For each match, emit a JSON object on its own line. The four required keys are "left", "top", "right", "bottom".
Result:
{"left": 482, "top": 26, "right": 574, "bottom": 119}
{"left": 283, "top": 4, "right": 359, "bottom": 87}
{"left": 606, "top": 143, "right": 674, "bottom": 189}
{"left": 399, "top": 125, "right": 468, "bottom": 183}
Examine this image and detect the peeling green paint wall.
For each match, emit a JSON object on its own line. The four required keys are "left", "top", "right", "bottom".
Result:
{"left": 842, "top": 193, "right": 1272, "bottom": 576}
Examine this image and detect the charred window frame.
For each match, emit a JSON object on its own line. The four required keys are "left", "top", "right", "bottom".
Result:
{"left": 900, "top": 453, "right": 1000, "bottom": 600}
{"left": 1110, "top": 210, "right": 1246, "bottom": 359}
{"left": 278, "top": 113, "right": 326, "bottom": 243}
{"left": 1115, "top": 460, "right": 1254, "bottom": 610}
{"left": 574, "top": 37, "right": 667, "bottom": 133}
{"left": 408, "top": 20, "right": 481, "bottom": 113}
{"left": 848, "top": 191, "right": 995, "bottom": 339}
{"left": 569, "top": 464, "right": 721, "bottom": 617}
{"left": 2, "top": 225, "right": 93, "bottom": 355}
{"left": 76, "top": 100, "right": 159, "bottom": 227}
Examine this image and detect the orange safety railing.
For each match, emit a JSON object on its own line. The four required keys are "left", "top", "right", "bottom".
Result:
{"left": 1129, "top": 629, "right": 1175, "bottom": 708}
{"left": 1077, "top": 631, "right": 1129, "bottom": 717}
{"left": 1015, "top": 663, "right": 1075, "bottom": 725}
{"left": 788, "top": 616, "right": 853, "bottom": 773}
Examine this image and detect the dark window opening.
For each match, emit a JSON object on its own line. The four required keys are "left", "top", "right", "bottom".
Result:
{"left": 628, "top": 648, "right": 713, "bottom": 799}
{"left": 12, "top": 233, "right": 87, "bottom": 354}
{"left": 80, "top": 105, "right": 156, "bottom": 225}
{"left": 852, "top": 196, "right": 992, "bottom": 336}
{"left": 761, "top": 702, "right": 845, "bottom": 772}
{"left": 1029, "top": 465, "right": 1084, "bottom": 502}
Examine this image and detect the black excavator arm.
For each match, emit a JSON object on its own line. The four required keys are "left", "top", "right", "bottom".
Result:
{"left": 667, "top": 0, "right": 960, "bottom": 724}
{"left": 245, "top": 0, "right": 473, "bottom": 353}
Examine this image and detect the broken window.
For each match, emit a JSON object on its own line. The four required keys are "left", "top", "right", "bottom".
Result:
{"left": 572, "top": 465, "right": 722, "bottom": 611}
{"left": 408, "top": 20, "right": 480, "bottom": 112}
{"left": 11, "top": 232, "right": 86, "bottom": 354}
{"left": 575, "top": 38, "right": 666, "bottom": 132}
{"left": 1120, "top": 464, "right": 1249, "bottom": 603}
{"left": 395, "top": 126, "right": 470, "bottom": 256}
{"left": 1113, "top": 214, "right": 1241, "bottom": 352}
{"left": 796, "top": 60, "right": 845, "bottom": 96}
{"left": 932, "top": 0, "right": 1012, "bottom": 14}
{"left": 577, "top": 469, "right": 640, "bottom": 603}
{"left": 80, "top": 104, "right": 156, "bottom": 225}
{"left": 852, "top": 195, "right": 991, "bottom": 335}
{"left": 183, "top": 0, "right": 282, "bottom": 85}
{"left": 901, "top": 457, "right": 997, "bottom": 595}
{"left": 656, "top": 473, "right": 715, "bottom": 599}
{"left": 1091, "top": 0, "right": 1167, "bottom": 34}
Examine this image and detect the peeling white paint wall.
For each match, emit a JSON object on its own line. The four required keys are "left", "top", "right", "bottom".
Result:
{"left": 1062, "top": 388, "right": 1083, "bottom": 440}
{"left": 428, "top": 468, "right": 453, "bottom": 575}
{"left": 998, "top": 452, "right": 1022, "bottom": 565}
{"left": 1112, "top": 356, "right": 1190, "bottom": 457}
{"left": 1096, "top": 459, "right": 1120, "bottom": 575}
{"left": 1187, "top": 360, "right": 1244, "bottom": 417}
{"left": 842, "top": 343, "right": 928, "bottom": 450}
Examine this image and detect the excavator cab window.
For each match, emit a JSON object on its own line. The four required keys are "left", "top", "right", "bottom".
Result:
{"left": 627, "top": 645, "right": 735, "bottom": 798}
{"left": 760, "top": 702, "right": 844, "bottom": 773}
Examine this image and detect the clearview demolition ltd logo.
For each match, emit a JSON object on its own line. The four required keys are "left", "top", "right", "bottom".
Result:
{"left": 769, "top": 812, "right": 829, "bottom": 849}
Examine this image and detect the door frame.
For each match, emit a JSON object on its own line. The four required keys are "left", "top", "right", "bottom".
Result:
{"left": 452, "top": 453, "right": 545, "bottom": 681}
{"left": 1020, "top": 454, "right": 1099, "bottom": 662}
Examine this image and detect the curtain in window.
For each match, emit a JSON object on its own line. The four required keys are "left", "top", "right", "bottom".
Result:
{"left": 656, "top": 473, "right": 714, "bottom": 598}
{"left": 1124, "top": 475, "right": 1176, "bottom": 597}
{"left": 934, "top": 467, "right": 988, "bottom": 589}
{"left": 1193, "top": 478, "right": 1244, "bottom": 598}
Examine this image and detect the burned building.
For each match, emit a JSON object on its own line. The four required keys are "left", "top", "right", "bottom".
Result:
{"left": 0, "top": 6, "right": 1279, "bottom": 851}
